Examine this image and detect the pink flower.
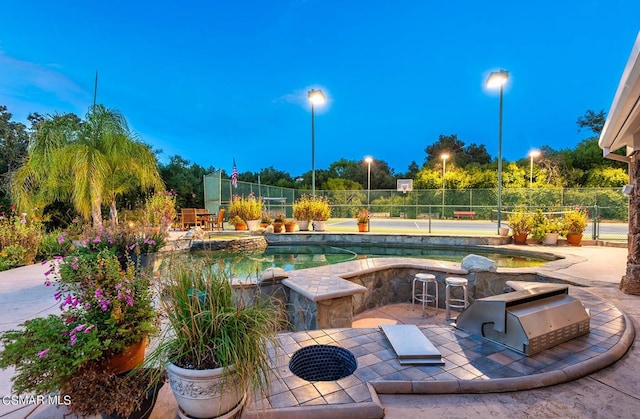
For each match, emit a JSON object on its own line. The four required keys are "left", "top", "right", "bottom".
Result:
{"left": 84, "top": 325, "right": 95, "bottom": 334}
{"left": 41, "top": 260, "right": 48, "bottom": 266}
{"left": 57, "top": 235, "right": 65, "bottom": 244}
{"left": 38, "top": 348, "right": 50, "bottom": 357}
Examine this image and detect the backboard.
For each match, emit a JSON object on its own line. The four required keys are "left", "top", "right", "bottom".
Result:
{"left": 397, "top": 179, "right": 413, "bottom": 193}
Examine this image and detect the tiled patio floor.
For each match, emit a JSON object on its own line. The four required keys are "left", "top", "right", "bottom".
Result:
{"left": 243, "top": 287, "right": 632, "bottom": 418}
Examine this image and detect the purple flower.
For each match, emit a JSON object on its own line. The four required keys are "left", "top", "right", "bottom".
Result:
{"left": 95, "top": 289, "right": 103, "bottom": 298}
{"left": 57, "top": 235, "right": 64, "bottom": 244}
{"left": 54, "top": 255, "right": 63, "bottom": 260}
{"left": 71, "top": 262, "right": 78, "bottom": 270}
{"left": 84, "top": 325, "right": 95, "bottom": 334}
{"left": 41, "top": 260, "right": 48, "bottom": 266}
{"left": 92, "top": 237, "right": 101, "bottom": 243}
{"left": 20, "top": 218, "right": 26, "bottom": 224}
{"left": 38, "top": 348, "right": 50, "bottom": 357}
{"left": 44, "top": 269, "right": 52, "bottom": 277}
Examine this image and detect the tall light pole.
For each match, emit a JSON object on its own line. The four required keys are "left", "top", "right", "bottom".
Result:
{"left": 441, "top": 153, "right": 449, "bottom": 218}
{"left": 487, "top": 70, "right": 509, "bottom": 234}
{"left": 365, "top": 156, "right": 373, "bottom": 208}
{"left": 308, "top": 89, "right": 325, "bottom": 197}
{"left": 528, "top": 150, "right": 540, "bottom": 188}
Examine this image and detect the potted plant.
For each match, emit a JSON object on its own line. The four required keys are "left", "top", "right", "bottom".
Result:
{"left": 284, "top": 219, "right": 297, "bottom": 232}
{"left": 356, "top": 209, "right": 370, "bottom": 232}
{"left": 272, "top": 213, "right": 285, "bottom": 233}
{"left": 563, "top": 208, "right": 588, "bottom": 246}
{"left": 310, "top": 196, "right": 331, "bottom": 231}
{"left": 229, "top": 215, "right": 247, "bottom": 231}
{"left": 529, "top": 210, "right": 547, "bottom": 243}
{"left": 292, "top": 195, "right": 312, "bottom": 231}
{"left": 542, "top": 217, "right": 564, "bottom": 246}
{"left": 228, "top": 193, "right": 262, "bottom": 230}
{"left": 0, "top": 249, "right": 159, "bottom": 416}
{"left": 260, "top": 212, "right": 272, "bottom": 228}
{"left": 507, "top": 209, "right": 533, "bottom": 245}
{"left": 150, "top": 260, "right": 283, "bottom": 418}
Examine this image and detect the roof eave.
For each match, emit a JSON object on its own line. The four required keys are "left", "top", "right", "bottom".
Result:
{"left": 599, "top": 32, "right": 640, "bottom": 161}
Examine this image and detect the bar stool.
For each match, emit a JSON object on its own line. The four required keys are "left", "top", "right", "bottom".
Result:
{"left": 445, "top": 276, "right": 469, "bottom": 321}
{"left": 412, "top": 273, "right": 438, "bottom": 316}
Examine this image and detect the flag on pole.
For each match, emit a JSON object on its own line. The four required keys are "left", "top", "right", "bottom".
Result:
{"left": 231, "top": 158, "right": 238, "bottom": 189}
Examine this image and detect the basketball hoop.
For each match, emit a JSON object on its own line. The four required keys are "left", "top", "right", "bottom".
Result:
{"left": 396, "top": 179, "right": 413, "bottom": 194}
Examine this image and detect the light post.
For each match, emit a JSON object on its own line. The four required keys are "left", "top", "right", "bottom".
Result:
{"left": 528, "top": 150, "right": 540, "bottom": 188}
{"left": 365, "top": 156, "right": 373, "bottom": 208}
{"left": 486, "top": 70, "right": 509, "bottom": 234}
{"left": 441, "top": 153, "right": 449, "bottom": 218}
{"left": 308, "top": 89, "right": 325, "bottom": 197}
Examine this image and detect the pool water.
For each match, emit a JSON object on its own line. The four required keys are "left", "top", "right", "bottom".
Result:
{"left": 193, "top": 244, "right": 549, "bottom": 277}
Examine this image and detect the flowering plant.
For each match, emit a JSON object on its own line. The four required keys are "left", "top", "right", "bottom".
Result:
{"left": 563, "top": 208, "right": 588, "bottom": 234}
{"left": 309, "top": 196, "right": 332, "bottom": 221}
{"left": 76, "top": 223, "right": 166, "bottom": 267}
{"left": 356, "top": 209, "right": 370, "bottom": 224}
{"left": 228, "top": 193, "right": 263, "bottom": 221}
{"left": 144, "top": 189, "right": 178, "bottom": 231}
{"left": 292, "top": 195, "right": 312, "bottom": 221}
{"left": 0, "top": 249, "right": 157, "bottom": 411}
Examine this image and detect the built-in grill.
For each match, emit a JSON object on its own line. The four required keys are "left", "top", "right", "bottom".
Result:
{"left": 455, "top": 282, "right": 590, "bottom": 356}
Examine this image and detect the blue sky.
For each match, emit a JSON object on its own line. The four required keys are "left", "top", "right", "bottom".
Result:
{"left": 1, "top": 1, "right": 638, "bottom": 177}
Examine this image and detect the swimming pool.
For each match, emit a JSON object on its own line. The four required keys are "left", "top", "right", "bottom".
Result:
{"left": 192, "top": 244, "right": 551, "bottom": 277}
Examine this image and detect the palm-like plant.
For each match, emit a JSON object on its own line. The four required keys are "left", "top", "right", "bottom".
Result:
{"left": 11, "top": 105, "right": 163, "bottom": 227}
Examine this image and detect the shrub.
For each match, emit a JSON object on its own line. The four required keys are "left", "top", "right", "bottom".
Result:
{"left": 228, "top": 193, "right": 262, "bottom": 221}
{"left": 37, "top": 231, "right": 75, "bottom": 260}
{"left": 507, "top": 209, "right": 533, "bottom": 235}
{"left": 564, "top": 209, "right": 588, "bottom": 234}
{"left": 0, "top": 207, "right": 44, "bottom": 268}
{"left": 144, "top": 190, "right": 178, "bottom": 231}
{"left": 309, "top": 196, "right": 331, "bottom": 221}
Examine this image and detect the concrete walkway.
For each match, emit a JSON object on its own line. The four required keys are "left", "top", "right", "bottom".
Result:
{"left": 0, "top": 243, "right": 637, "bottom": 418}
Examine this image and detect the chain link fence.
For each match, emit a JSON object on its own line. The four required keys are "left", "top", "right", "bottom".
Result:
{"left": 203, "top": 172, "right": 628, "bottom": 240}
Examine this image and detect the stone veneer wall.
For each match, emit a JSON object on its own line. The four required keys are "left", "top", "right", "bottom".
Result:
{"left": 190, "top": 236, "right": 267, "bottom": 252}
{"left": 345, "top": 268, "right": 475, "bottom": 314}
{"left": 621, "top": 153, "right": 640, "bottom": 294}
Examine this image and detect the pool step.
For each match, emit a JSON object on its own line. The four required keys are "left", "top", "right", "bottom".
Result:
{"left": 380, "top": 325, "right": 444, "bottom": 365}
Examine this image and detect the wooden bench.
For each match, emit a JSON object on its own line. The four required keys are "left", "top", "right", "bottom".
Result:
{"left": 453, "top": 211, "right": 476, "bottom": 220}
{"left": 369, "top": 212, "right": 391, "bottom": 218}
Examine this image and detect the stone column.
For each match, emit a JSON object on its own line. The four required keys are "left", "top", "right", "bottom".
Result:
{"left": 621, "top": 153, "right": 640, "bottom": 294}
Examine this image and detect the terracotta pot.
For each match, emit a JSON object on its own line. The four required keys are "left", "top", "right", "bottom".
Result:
{"left": 566, "top": 233, "right": 583, "bottom": 246}
{"left": 284, "top": 222, "right": 297, "bottom": 232}
{"left": 103, "top": 340, "right": 147, "bottom": 374}
{"left": 260, "top": 223, "right": 270, "bottom": 228}
{"left": 513, "top": 233, "right": 528, "bottom": 245}
{"left": 358, "top": 223, "right": 368, "bottom": 232}
{"left": 272, "top": 222, "right": 283, "bottom": 233}
{"left": 234, "top": 223, "right": 247, "bottom": 231}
